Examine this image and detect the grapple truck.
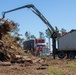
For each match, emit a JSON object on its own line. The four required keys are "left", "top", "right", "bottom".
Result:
{"left": 2, "top": 4, "right": 58, "bottom": 59}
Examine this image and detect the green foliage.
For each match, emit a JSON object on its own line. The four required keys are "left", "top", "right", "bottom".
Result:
{"left": 18, "top": 38, "right": 24, "bottom": 46}
{"left": 31, "top": 35, "right": 36, "bottom": 39}
{"left": 40, "top": 56, "right": 47, "bottom": 60}
{"left": 10, "top": 21, "right": 20, "bottom": 36}
{"left": 11, "top": 22, "right": 20, "bottom": 33}
{"left": 60, "top": 28, "right": 66, "bottom": 32}
{"left": 39, "top": 31, "right": 44, "bottom": 39}
{"left": 45, "top": 29, "right": 51, "bottom": 38}
{"left": 25, "top": 31, "right": 31, "bottom": 39}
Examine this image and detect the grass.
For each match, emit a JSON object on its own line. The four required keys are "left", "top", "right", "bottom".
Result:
{"left": 48, "top": 66, "right": 72, "bottom": 75}
{"left": 65, "top": 62, "right": 76, "bottom": 68}
{"left": 40, "top": 56, "right": 47, "bottom": 60}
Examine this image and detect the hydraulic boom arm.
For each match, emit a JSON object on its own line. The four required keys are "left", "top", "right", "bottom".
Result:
{"left": 2, "top": 4, "right": 55, "bottom": 34}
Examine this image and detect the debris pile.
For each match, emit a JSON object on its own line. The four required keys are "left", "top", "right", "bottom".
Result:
{"left": 0, "top": 18, "right": 15, "bottom": 38}
{"left": 0, "top": 18, "right": 45, "bottom": 66}
{"left": 0, "top": 18, "right": 24, "bottom": 61}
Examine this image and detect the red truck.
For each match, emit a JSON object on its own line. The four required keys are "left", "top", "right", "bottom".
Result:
{"left": 23, "top": 38, "right": 46, "bottom": 55}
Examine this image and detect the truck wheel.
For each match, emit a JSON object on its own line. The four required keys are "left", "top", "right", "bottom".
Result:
{"left": 58, "top": 51, "right": 66, "bottom": 59}
{"left": 67, "top": 52, "right": 75, "bottom": 59}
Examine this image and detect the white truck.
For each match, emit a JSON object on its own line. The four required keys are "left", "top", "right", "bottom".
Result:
{"left": 57, "top": 30, "right": 76, "bottom": 59}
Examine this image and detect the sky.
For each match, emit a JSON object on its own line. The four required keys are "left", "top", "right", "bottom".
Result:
{"left": 0, "top": 0, "right": 76, "bottom": 40}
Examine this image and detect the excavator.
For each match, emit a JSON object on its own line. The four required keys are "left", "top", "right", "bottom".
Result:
{"left": 2, "top": 4, "right": 59, "bottom": 59}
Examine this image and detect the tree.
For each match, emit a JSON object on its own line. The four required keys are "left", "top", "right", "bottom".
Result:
{"left": 25, "top": 31, "right": 31, "bottom": 39}
{"left": 60, "top": 28, "right": 66, "bottom": 32}
{"left": 60, "top": 28, "right": 67, "bottom": 36}
{"left": 45, "top": 29, "right": 51, "bottom": 49}
{"left": 39, "top": 31, "right": 44, "bottom": 39}
{"left": 19, "top": 38, "right": 25, "bottom": 47}
{"left": 10, "top": 21, "right": 20, "bottom": 36}
{"left": 31, "top": 35, "right": 36, "bottom": 39}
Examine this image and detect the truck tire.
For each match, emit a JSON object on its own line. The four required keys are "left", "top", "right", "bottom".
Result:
{"left": 58, "top": 51, "right": 66, "bottom": 59}
{"left": 67, "top": 52, "right": 75, "bottom": 59}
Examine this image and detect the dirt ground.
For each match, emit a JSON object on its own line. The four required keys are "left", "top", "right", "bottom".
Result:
{"left": 0, "top": 56, "right": 76, "bottom": 75}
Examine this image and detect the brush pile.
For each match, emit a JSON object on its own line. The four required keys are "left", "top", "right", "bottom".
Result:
{"left": 0, "top": 18, "right": 44, "bottom": 66}
{"left": 0, "top": 18, "right": 25, "bottom": 61}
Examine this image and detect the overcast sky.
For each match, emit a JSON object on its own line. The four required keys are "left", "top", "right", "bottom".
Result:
{"left": 0, "top": 0, "right": 76, "bottom": 39}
